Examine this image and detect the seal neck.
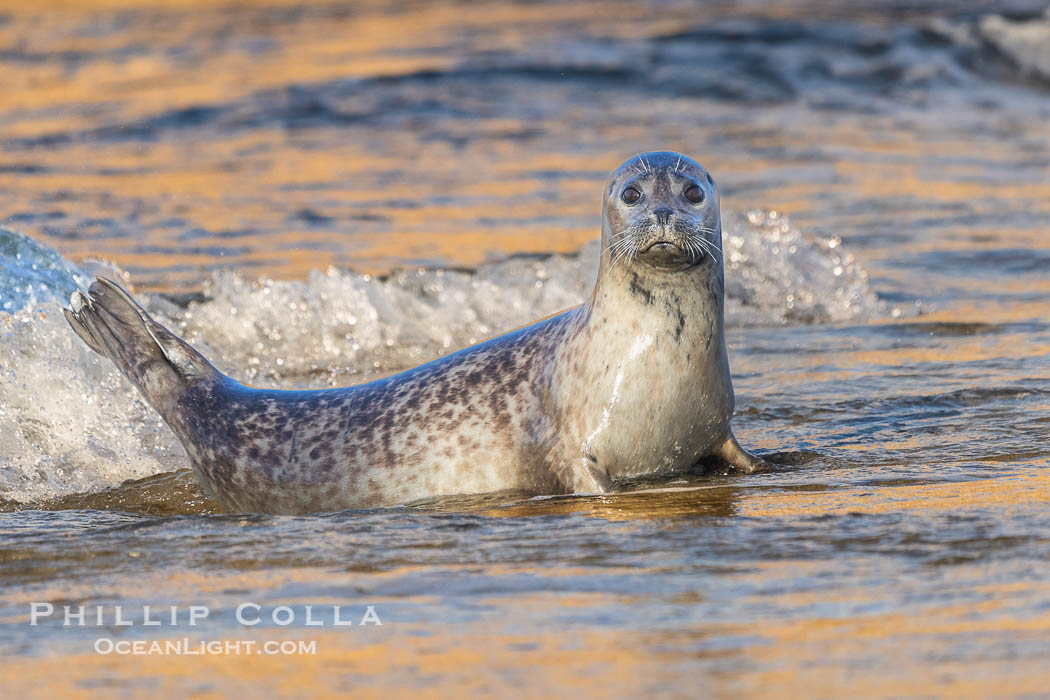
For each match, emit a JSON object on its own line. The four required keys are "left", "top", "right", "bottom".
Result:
{"left": 595, "top": 211, "right": 725, "bottom": 317}
{"left": 589, "top": 253, "right": 726, "bottom": 347}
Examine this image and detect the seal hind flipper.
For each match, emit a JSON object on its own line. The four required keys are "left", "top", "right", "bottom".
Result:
{"left": 65, "top": 277, "right": 221, "bottom": 406}
{"left": 63, "top": 303, "right": 105, "bottom": 356}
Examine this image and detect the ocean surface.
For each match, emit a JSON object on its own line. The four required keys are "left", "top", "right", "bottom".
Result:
{"left": 1, "top": 0, "right": 1050, "bottom": 696}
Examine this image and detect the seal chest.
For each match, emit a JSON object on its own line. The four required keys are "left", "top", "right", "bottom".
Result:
{"left": 64, "top": 150, "right": 770, "bottom": 514}
{"left": 558, "top": 263, "right": 735, "bottom": 480}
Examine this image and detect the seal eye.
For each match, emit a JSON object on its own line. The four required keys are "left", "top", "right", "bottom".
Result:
{"left": 621, "top": 187, "right": 641, "bottom": 205}
{"left": 684, "top": 185, "right": 704, "bottom": 204}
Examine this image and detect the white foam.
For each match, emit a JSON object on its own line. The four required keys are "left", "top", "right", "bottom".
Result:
{"left": 0, "top": 213, "right": 894, "bottom": 502}
{"left": 978, "top": 10, "right": 1050, "bottom": 85}
{"left": 723, "top": 210, "right": 886, "bottom": 326}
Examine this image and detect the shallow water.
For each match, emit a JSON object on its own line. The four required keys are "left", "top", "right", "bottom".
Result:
{"left": 2, "top": 0, "right": 1050, "bottom": 696}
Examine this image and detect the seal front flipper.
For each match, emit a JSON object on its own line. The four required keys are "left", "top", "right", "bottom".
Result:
{"left": 64, "top": 277, "right": 223, "bottom": 409}
{"left": 717, "top": 433, "right": 772, "bottom": 474}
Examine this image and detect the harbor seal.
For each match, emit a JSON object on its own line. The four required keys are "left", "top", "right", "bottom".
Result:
{"left": 64, "top": 151, "right": 769, "bottom": 514}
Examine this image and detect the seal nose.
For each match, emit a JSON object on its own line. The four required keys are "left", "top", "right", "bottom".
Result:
{"left": 652, "top": 207, "right": 673, "bottom": 225}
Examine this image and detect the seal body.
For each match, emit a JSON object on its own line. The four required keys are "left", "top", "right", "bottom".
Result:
{"left": 65, "top": 151, "right": 767, "bottom": 514}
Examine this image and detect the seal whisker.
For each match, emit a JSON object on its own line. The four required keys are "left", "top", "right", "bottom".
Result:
{"left": 611, "top": 239, "right": 637, "bottom": 269}
{"left": 696, "top": 237, "right": 719, "bottom": 259}
{"left": 613, "top": 237, "right": 633, "bottom": 266}
{"left": 605, "top": 234, "right": 636, "bottom": 265}
{"left": 696, "top": 235, "right": 722, "bottom": 254}
{"left": 604, "top": 230, "right": 632, "bottom": 250}
{"left": 698, "top": 232, "right": 723, "bottom": 250}
{"left": 602, "top": 236, "right": 625, "bottom": 256}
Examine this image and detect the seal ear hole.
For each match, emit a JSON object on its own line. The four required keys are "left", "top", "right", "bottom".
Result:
{"left": 684, "top": 185, "right": 704, "bottom": 204}
{"left": 621, "top": 187, "right": 642, "bottom": 205}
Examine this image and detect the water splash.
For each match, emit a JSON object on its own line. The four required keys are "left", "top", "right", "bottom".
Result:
{"left": 0, "top": 227, "right": 88, "bottom": 313}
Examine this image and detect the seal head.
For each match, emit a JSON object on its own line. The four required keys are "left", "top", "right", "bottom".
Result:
{"left": 602, "top": 152, "right": 720, "bottom": 271}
